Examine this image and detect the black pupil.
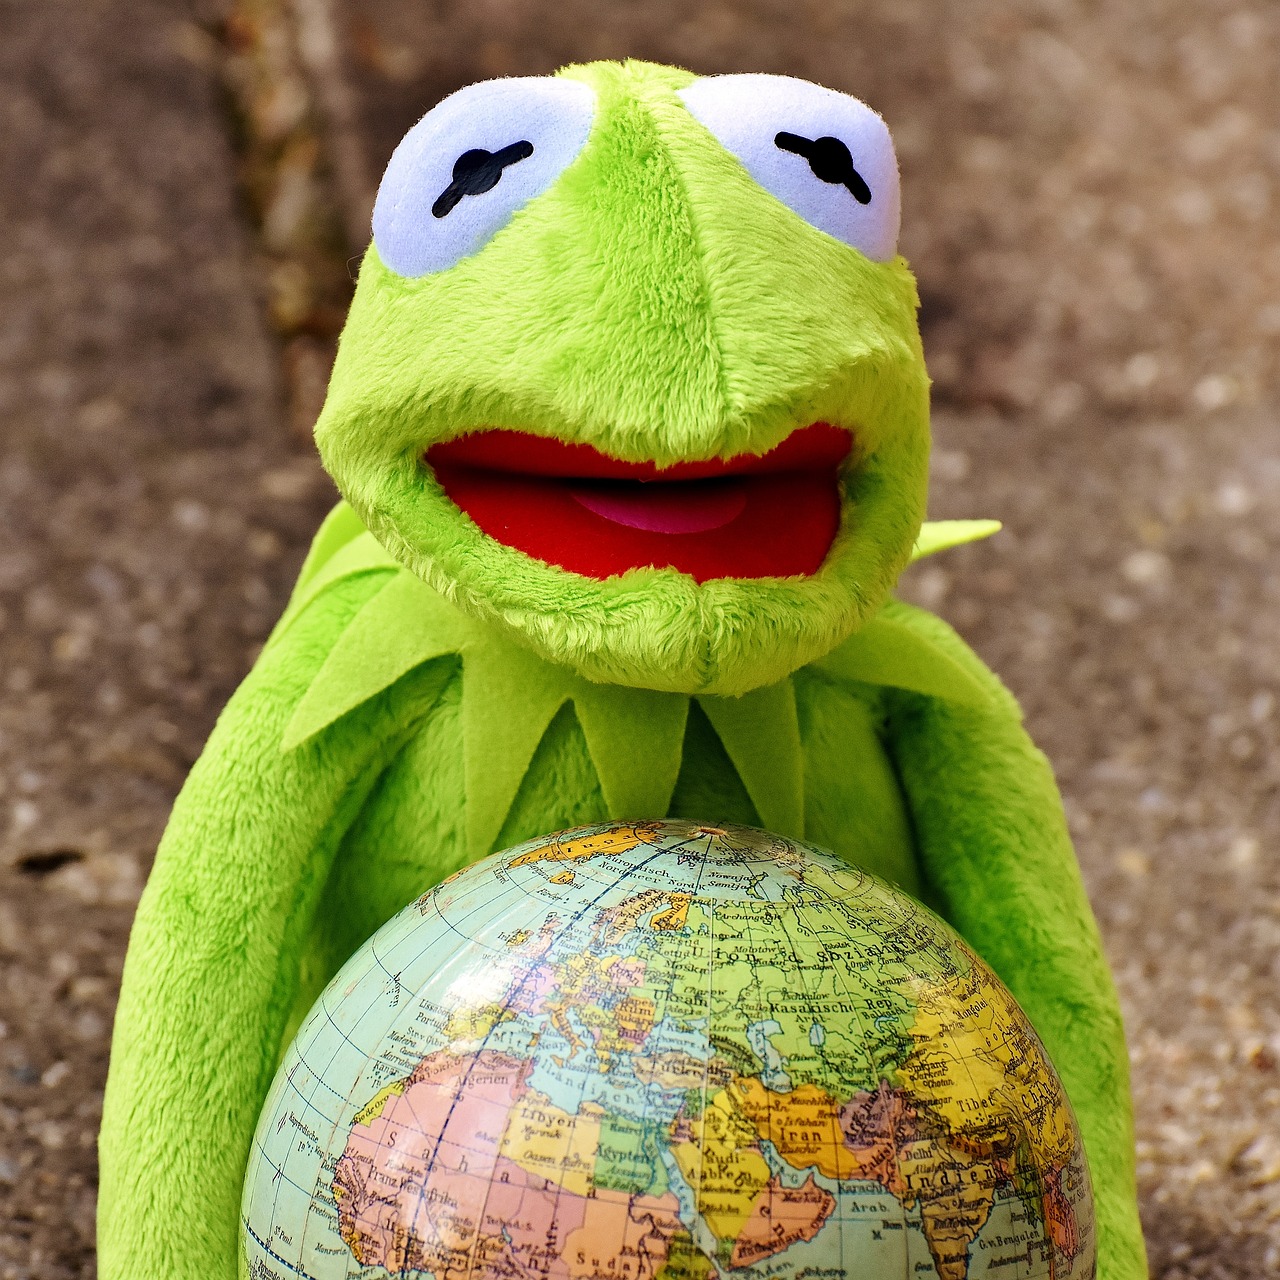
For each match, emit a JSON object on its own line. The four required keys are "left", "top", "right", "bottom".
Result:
{"left": 774, "top": 132, "right": 872, "bottom": 205}
{"left": 432, "top": 140, "right": 535, "bottom": 219}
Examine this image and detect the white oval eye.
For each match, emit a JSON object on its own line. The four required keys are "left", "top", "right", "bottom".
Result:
{"left": 678, "top": 74, "right": 900, "bottom": 262}
{"left": 372, "top": 77, "right": 595, "bottom": 277}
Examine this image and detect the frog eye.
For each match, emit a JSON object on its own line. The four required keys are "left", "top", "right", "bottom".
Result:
{"left": 372, "top": 77, "right": 596, "bottom": 278}
{"left": 678, "top": 74, "right": 900, "bottom": 262}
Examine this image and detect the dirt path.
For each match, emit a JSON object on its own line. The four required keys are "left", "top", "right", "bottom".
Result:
{"left": 1, "top": 3, "right": 1275, "bottom": 1277}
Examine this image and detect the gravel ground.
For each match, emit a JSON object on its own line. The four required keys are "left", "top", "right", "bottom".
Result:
{"left": 0, "top": 4, "right": 334, "bottom": 1274}
{"left": 1, "top": 1, "right": 1276, "bottom": 1277}
{"left": 912, "top": 410, "right": 1280, "bottom": 1277}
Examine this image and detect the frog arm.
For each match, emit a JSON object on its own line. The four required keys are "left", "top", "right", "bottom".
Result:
{"left": 878, "top": 600, "right": 1146, "bottom": 1280}
{"left": 97, "top": 572, "right": 451, "bottom": 1280}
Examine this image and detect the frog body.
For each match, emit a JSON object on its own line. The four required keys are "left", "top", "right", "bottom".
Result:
{"left": 98, "top": 59, "right": 1145, "bottom": 1280}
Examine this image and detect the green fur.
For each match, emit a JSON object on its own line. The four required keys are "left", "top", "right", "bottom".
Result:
{"left": 100, "top": 549, "right": 1143, "bottom": 1280}
{"left": 100, "top": 57, "right": 1144, "bottom": 1280}
{"left": 97, "top": 578, "right": 452, "bottom": 1278}
{"left": 269, "top": 515, "right": 993, "bottom": 859}
{"left": 96, "top": 564, "right": 936, "bottom": 1278}
{"left": 881, "top": 611, "right": 1146, "bottom": 1280}
{"left": 316, "top": 60, "right": 931, "bottom": 695}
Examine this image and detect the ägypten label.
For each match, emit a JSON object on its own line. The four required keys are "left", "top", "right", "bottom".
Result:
{"left": 242, "top": 820, "right": 1095, "bottom": 1280}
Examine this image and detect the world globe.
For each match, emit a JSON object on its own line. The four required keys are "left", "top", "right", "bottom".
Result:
{"left": 242, "top": 820, "right": 1095, "bottom": 1280}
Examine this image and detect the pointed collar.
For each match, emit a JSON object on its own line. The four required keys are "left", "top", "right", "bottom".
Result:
{"left": 274, "top": 507, "right": 998, "bottom": 858}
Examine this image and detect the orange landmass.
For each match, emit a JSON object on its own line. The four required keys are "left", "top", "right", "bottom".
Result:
{"left": 563, "top": 1185, "right": 685, "bottom": 1280}
{"left": 508, "top": 824, "right": 664, "bottom": 868}
{"left": 731, "top": 1077, "right": 861, "bottom": 1180}
{"left": 670, "top": 1089, "right": 770, "bottom": 1242}
{"left": 729, "top": 1175, "right": 835, "bottom": 1268}
{"left": 899, "top": 1139, "right": 997, "bottom": 1280}
{"left": 1043, "top": 1167, "right": 1081, "bottom": 1261}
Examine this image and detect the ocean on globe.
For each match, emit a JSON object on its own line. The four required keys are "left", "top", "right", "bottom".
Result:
{"left": 242, "top": 820, "right": 1095, "bottom": 1280}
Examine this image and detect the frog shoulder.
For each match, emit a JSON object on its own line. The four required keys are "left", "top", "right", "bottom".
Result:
{"left": 275, "top": 555, "right": 471, "bottom": 751}
{"left": 808, "top": 599, "right": 1018, "bottom": 715}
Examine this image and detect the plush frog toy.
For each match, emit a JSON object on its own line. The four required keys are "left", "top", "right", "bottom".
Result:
{"left": 99, "top": 60, "right": 1145, "bottom": 1280}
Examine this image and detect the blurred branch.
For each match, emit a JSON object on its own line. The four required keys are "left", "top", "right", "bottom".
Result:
{"left": 292, "top": 0, "right": 378, "bottom": 252}
{"left": 210, "top": 0, "right": 356, "bottom": 440}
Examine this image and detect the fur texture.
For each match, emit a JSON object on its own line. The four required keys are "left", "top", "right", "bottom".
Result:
{"left": 100, "top": 547, "right": 1144, "bottom": 1280}
{"left": 316, "top": 60, "right": 931, "bottom": 694}
{"left": 100, "top": 55, "right": 1144, "bottom": 1280}
{"left": 882, "top": 609, "right": 1145, "bottom": 1280}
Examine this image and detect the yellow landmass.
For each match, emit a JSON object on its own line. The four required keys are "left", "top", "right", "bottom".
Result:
{"left": 899, "top": 965, "right": 1077, "bottom": 1170}
{"left": 600, "top": 889, "right": 691, "bottom": 943}
{"left": 351, "top": 1079, "right": 406, "bottom": 1127}
{"left": 604, "top": 890, "right": 675, "bottom": 942}
{"left": 508, "top": 823, "right": 663, "bottom": 868}
{"left": 612, "top": 994, "right": 656, "bottom": 1050}
{"left": 894, "top": 961, "right": 1086, "bottom": 1278}
{"left": 888, "top": 1134, "right": 1000, "bottom": 1280}
{"left": 549, "top": 869, "right": 575, "bottom": 885}
{"left": 443, "top": 1001, "right": 512, "bottom": 1044}
{"left": 651, "top": 895, "right": 690, "bottom": 931}
{"left": 670, "top": 1088, "right": 770, "bottom": 1242}
{"left": 497, "top": 1091, "right": 601, "bottom": 1197}
{"left": 634, "top": 1051, "right": 732, "bottom": 1092}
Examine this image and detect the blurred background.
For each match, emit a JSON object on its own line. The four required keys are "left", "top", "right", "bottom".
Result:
{"left": 0, "top": 0, "right": 1276, "bottom": 1275}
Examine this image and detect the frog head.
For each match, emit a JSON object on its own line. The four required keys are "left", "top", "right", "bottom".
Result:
{"left": 315, "top": 60, "right": 929, "bottom": 696}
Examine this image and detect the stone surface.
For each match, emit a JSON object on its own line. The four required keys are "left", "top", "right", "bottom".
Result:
{"left": 0, "top": 2, "right": 334, "bottom": 1275}
{"left": 904, "top": 410, "right": 1280, "bottom": 1278}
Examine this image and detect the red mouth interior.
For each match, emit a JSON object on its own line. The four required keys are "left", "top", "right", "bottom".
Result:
{"left": 426, "top": 423, "right": 851, "bottom": 582}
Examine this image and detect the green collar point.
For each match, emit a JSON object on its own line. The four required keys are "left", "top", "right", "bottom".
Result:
{"left": 280, "top": 566, "right": 468, "bottom": 750}
{"left": 461, "top": 641, "right": 584, "bottom": 858}
{"left": 696, "top": 683, "right": 805, "bottom": 839}
{"left": 575, "top": 686, "right": 690, "bottom": 824}
{"left": 292, "top": 502, "right": 368, "bottom": 594}
{"left": 814, "top": 609, "right": 992, "bottom": 708}
{"left": 910, "top": 519, "right": 1002, "bottom": 563}
{"left": 277, "top": 508, "right": 995, "bottom": 853}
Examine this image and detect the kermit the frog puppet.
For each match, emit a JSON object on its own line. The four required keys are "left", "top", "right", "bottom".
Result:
{"left": 99, "top": 60, "right": 1146, "bottom": 1280}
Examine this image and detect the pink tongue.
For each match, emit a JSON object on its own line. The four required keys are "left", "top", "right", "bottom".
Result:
{"left": 568, "top": 479, "right": 748, "bottom": 534}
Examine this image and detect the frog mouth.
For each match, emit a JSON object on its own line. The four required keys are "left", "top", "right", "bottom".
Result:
{"left": 425, "top": 423, "right": 852, "bottom": 582}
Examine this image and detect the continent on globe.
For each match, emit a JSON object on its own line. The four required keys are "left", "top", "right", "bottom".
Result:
{"left": 243, "top": 821, "right": 1096, "bottom": 1280}
{"left": 729, "top": 1176, "right": 835, "bottom": 1268}
{"left": 507, "top": 822, "right": 665, "bottom": 868}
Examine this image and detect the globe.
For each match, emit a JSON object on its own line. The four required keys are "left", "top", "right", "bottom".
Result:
{"left": 242, "top": 820, "right": 1095, "bottom": 1280}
